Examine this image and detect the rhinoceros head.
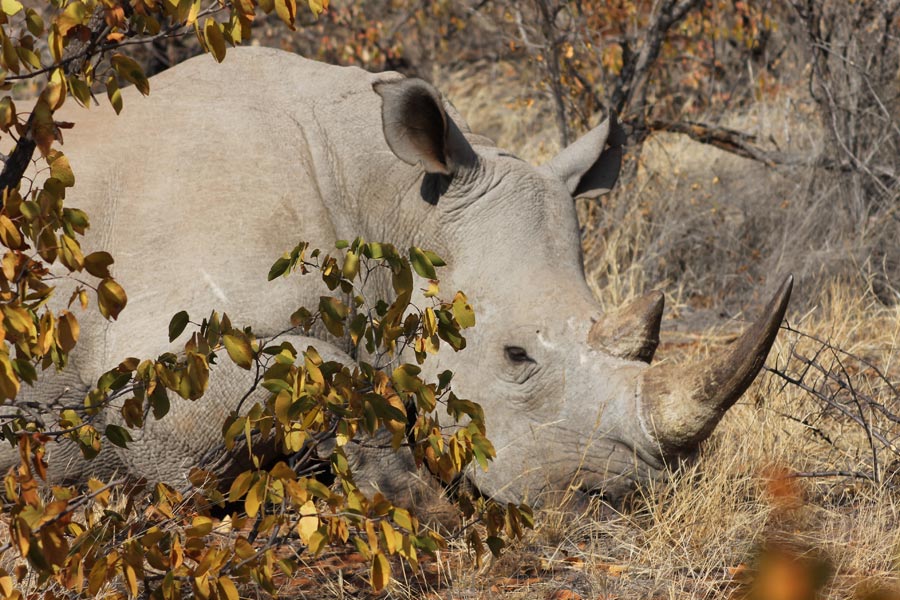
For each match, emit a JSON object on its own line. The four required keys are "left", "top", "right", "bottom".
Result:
{"left": 374, "top": 78, "right": 792, "bottom": 506}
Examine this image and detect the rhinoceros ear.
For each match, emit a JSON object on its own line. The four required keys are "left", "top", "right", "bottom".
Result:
{"left": 542, "top": 112, "right": 626, "bottom": 199}
{"left": 374, "top": 78, "right": 476, "bottom": 176}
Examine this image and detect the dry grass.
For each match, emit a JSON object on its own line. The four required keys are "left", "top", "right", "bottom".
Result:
{"left": 367, "top": 284, "right": 898, "bottom": 600}
{"left": 417, "top": 59, "right": 900, "bottom": 600}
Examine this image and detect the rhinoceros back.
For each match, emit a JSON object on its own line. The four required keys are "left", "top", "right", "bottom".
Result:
{"left": 6, "top": 48, "right": 425, "bottom": 486}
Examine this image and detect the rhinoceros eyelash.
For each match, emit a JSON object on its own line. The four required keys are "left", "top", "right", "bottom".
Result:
{"left": 504, "top": 346, "right": 535, "bottom": 364}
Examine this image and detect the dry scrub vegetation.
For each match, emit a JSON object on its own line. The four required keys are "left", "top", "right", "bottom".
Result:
{"left": 2, "top": 1, "right": 899, "bottom": 598}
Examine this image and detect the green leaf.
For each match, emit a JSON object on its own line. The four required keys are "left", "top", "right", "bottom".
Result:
{"left": 348, "top": 313, "right": 367, "bottom": 347}
{"left": 168, "top": 311, "right": 189, "bottom": 342}
{"left": 268, "top": 256, "right": 291, "bottom": 280}
{"left": 150, "top": 385, "right": 170, "bottom": 419}
{"left": 110, "top": 53, "right": 149, "bottom": 96}
{"left": 104, "top": 424, "right": 133, "bottom": 448}
{"left": 486, "top": 536, "right": 505, "bottom": 557}
{"left": 472, "top": 434, "right": 495, "bottom": 470}
{"left": 392, "top": 364, "right": 422, "bottom": 393}
{"left": 25, "top": 8, "right": 43, "bottom": 36}
{"left": 69, "top": 75, "right": 91, "bottom": 108}
{"left": 319, "top": 296, "right": 349, "bottom": 338}
{"left": 409, "top": 247, "right": 436, "bottom": 280}
{"left": 423, "top": 250, "right": 445, "bottom": 267}
{"left": 437, "top": 370, "right": 453, "bottom": 390}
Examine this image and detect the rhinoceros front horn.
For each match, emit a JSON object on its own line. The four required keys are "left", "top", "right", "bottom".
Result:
{"left": 640, "top": 275, "right": 793, "bottom": 454}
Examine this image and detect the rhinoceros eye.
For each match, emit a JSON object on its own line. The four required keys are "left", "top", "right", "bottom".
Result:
{"left": 504, "top": 346, "right": 534, "bottom": 364}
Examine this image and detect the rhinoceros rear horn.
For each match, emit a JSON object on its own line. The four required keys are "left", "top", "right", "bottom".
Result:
{"left": 374, "top": 78, "right": 476, "bottom": 176}
{"left": 640, "top": 275, "right": 793, "bottom": 454}
{"left": 589, "top": 290, "right": 664, "bottom": 363}
{"left": 541, "top": 112, "right": 626, "bottom": 199}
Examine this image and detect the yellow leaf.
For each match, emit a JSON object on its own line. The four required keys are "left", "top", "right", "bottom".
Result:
{"left": 217, "top": 576, "right": 239, "bottom": 600}
{"left": 56, "top": 1, "right": 86, "bottom": 36}
{"left": 57, "top": 311, "right": 79, "bottom": 352}
{"left": 31, "top": 99, "right": 56, "bottom": 156}
{"left": 342, "top": 250, "right": 359, "bottom": 280}
{"left": 186, "top": 0, "right": 200, "bottom": 25}
{"left": 2, "top": 305, "right": 33, "bottom": 338}
{"left": 124, "top": 563, "right": 138, "bottom": 597}
{"left": 451, "top": 291, "right": 475, "bottom": 328}
{"left": 48, "top": 24, "right": 62, "bottom": 62}
{"left": 97, "top": 278, "right": 127, "bottom": 320}
{"left": 59, "top": 234, "right": 84, "bottom": 271}
{"left": 48, "top": 150, "right": 75, "bottom": 187}
{"left": 0, "top": 352, "right": 19, "bottom": 400}
{"left": 84, "top": 251, "right": 113, "bottom": 279}
{"left": 106, "top": 76, "right": 122, "bottom": 114}
{"left": 0, "top": 571, "right": 13, "bottom": 596}
{"left": 203, "top": 18, "right": 226, "bottom": 63}
{"left": 40, "top": 76, "right": 66, "bottom": 112}
{"left": 226, "top": 471, "right": 251, "bottom": 504}
{"left": 245, "top": 477, "right": 265, "bottom": 518}
{"left": 193, "top": 575, "right": 211, "bottom": 599}
{"left": 0, "top": 96, "right": 15, "bottom": 132}
{"left": 0, "top": 0, "right": 22, "bottom": 16}
{"left": 2, "top": 36, "right": 19, "bottom": 74}
{"left": 0, "top": 214, "right": 22, "bottom": 249}
{"left": 380, "top": 520, "right": 399, "bottom": 554}
{"left": 307, "top": 0, "right": 327, "bottom": 17}
{"left": 37, "top": 311, "right": 55, "bottom": 356}
{"left": 423, "top": 307, "right": 437, "bottom": 338}
{"left": 0, "top": 252, "right": 13, "bottom": 280}
{"left": 296, "top": 500, "right": 318, "bottom": 544}
{"left": 371, "top": 551, "right": 390, "bottom": 592}
{"left": 274, "top": 0, "right": 296, "bottom": 29}
{"left": 223, "top": 333, "right": 253, "bottom": 370}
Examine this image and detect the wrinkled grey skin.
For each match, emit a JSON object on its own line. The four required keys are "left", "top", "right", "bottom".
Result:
{"left": 1, "top": 47, "right": 790, "bottom": 507}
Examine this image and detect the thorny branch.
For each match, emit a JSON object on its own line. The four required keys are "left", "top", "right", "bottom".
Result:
{"left": 765, "top": 324, "right": 900, "bottom": 486}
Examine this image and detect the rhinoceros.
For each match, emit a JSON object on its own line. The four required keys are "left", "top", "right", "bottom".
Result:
{"left": 1, "top": 47, "right": 791, "bottom": 508}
